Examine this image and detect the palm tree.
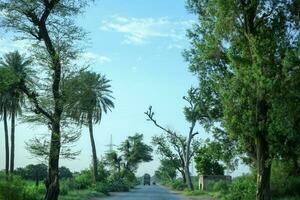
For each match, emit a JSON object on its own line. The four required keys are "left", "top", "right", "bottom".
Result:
{"left": 0, "top": 51, "right": 32, "bottom": 174}
{"left": 65, "top": 71, "right": 114, "bottom": 182}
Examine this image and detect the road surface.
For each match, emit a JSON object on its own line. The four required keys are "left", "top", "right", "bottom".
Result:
{"left": 98, "top": 185, "right": 187, "bottom": 200}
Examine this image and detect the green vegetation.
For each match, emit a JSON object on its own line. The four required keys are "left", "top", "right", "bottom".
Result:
{"left": 0, "top": 0, "right": 299, "bottom": 200}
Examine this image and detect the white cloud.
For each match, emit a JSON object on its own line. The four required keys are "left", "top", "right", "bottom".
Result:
{"left": 101, "top": 16, "right": 194, "bottom": 45}
{"left": 0, "top": 38, "right": 31, "bottom": 54}
{"left": 81, "top": 52, "right": 111, "bottom": 65}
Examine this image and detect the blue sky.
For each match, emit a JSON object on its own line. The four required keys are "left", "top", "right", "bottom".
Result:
{"left": 0, "top": 0, "right": 248, "bottom": 177}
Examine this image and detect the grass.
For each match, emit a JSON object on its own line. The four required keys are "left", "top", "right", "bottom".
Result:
{"left": 58, "top": 190, "right": 106, "bottom": 200}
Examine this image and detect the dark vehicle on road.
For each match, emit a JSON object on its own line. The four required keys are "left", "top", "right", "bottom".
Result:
{"left": 143, "top": 173, "right": 151, "bottom": 185}
{"left": 152, "top": 181, "right": 156, "bottom": 185}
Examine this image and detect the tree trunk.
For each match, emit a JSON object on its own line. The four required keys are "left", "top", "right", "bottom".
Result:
{"left": 256, "top": 135, "right": 271, "bottom": 200}
{"left": 88, "top": 117, "right": 99, "bottom": 182}
{"left": 44, "top": 121, "right": 61, "bottom": 200}
{"left": 10, "top": 109, "right": 15, "bottom": 173}
{"left": 185, "top": 164, "right": 194, "bottom": 191}
{"left": 185, "top": 121, "right": 195, "bottom": 191}
{"left": 180, "top": 169, "right": 186, "bottom": 183}
{"left": 4, "top": 108, "right": 9, "bottom": 178}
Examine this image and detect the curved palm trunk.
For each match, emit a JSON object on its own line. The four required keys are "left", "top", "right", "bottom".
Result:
{"left": 10, "top": 109, "right": 15, "bottom": 173}
{"left": 88, "top": 116, "right": 99, "bottom": 182}
{"left": 3, "top": 108, "right": 9, "bottom": 178}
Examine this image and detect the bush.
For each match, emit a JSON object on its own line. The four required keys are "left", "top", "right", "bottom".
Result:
{"left": 213, "top": 180, "right": 229, "bottom": 193}
{"left": 0, "top": 177, "right": 24, "bottom": 200}
{"left": 171, "top": 180, "right": 188, "bottom": 191}
{"left": 74, "top": 170, "right": 92, "bottom": 190}
{"left": 94, "top": 182, "right": 110, "bottom": 195}
{"left": 59, "top": 182, "right": 69, "bottom": 196}
{"left": 107, "top": 178, "right": 130, "bottom": 192}
{"left": 0, "top": 177, "right": 41, "bottom": 200}
{"left": 22, "top": 185, "right": 40, "bottom": 200}
{"left": 223, "top": 175, "right": 256, "bottom": 200}
{"left": 271, "top": 161, "right": 300, "bottom": 197}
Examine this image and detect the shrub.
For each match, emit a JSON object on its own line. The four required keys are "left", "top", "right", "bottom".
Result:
{"left": 223, "top": 175, "right": 256, "bottom": 200}
{"left": 74, "top": 170, "right": 92, "bottom": 190}
{"left": 22, "top": 185, "right": 40, "bottom": 200}
{"left": 213, "top": 180, "right": 229, "bottom": 193}
{"left": 107, "top": 178, "right": 130, "bottom": 192}
{"left": 171, "top": 180, "right": 188, "bottom": 191}
{"left": 0, "top": 177, "right": 24, "bottom": 200}
{"left": 94, "top": 182, "right": 110, "bottom": 195}
{"left": 271, "top": 161, "right": 300, "bottom": 197}
{"left": 59, "top": 182, "right": 69, "bottom": 196}
{"left": 0, "top": 176, "right": 42, "bottom": 200}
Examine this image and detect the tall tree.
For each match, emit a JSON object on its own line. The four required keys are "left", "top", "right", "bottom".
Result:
{"left": 0, "top": 1, "right": 92, "bottom": 199}
{"left": 185, "top": 1, "right": 300, "bottom": 199}
{"left": 152, "top": 134, "right": 197, "bottom": 183}
{"left": 145, "top": 93, "right": 199, "bottom": 191}
{"left": 0, "top": 51, "right": 33, "bottom": 174}
{"left": 119, "top": 133, "right": 153, "bottom": 173}
{"left": 64, "top": 71, "right": 114, "bottom": 182}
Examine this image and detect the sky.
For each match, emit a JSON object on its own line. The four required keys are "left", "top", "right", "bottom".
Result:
{"left": 0, "top": 0, "right": 248, "bottom": 177}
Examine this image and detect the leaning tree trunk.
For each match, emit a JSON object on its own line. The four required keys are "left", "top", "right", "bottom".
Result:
{"left": 10, "top": 109, "right": 15, "bottom": 173}
{"left": 88, "top": 116, "right": 99, "bottom": 182}
{"left": 45, "top": 120, "right": 61, "bottom": 200}
{"left": 3, "top": 108, "right": 9, "bottom": 178}
{"left": 256, "top": 134, "right": 271, "bottom": 200}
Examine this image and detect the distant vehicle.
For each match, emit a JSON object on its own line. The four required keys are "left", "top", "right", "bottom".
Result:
{"left": 152, "top": 181, "right": 156, "bottom": 185}
{"left": 143, "top": 173, "right": 151, "bottom": 185}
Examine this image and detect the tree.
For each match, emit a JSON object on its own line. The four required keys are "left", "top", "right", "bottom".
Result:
{"left": 59, "top": 166, "right": 72, "bottom": 179}
{"left": 194, "top": 141, "right": 225, "bottom": 175}
{"left": 0, "top": 51, "right": 33, "bottom": 174}
{"left": 155, "top": 159, "right": 177, "bottom": 182}
{"left": 145, "top": 90, "right": 200, "bottom": 191}
{"left": 0, "top": 1, "right": 92, "bottom": 199}
{"left": 64, "top": 71, "right": 114, "bottom": 182}
{"left": 105, "top": 151, "right": 122, "bottom": 174}
{"left": 119, "top": 133, "right": 153, "bottom": 173}
{"left": 15, "top": 164, "right": 48, "bottom": 186}
{"left": 152, "top": 134, "right": 195, "bottom": 183}
{"left": 185, "top": 1, "right": 300, "bottom": 199}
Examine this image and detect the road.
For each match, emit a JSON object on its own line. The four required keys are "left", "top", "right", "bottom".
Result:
{"left": 98, "top": 185, "right": 187, "bottom": 200}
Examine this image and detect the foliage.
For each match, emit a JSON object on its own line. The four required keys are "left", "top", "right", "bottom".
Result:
{"left": 171, "top": 179, "right": 188, "bottom": 191}
{"left": 97, "top": 160, "right": 110, "bottom": 182}
{"left": 119, "top": 133, "right": 153, "bottom": 172}
{"left": 212, "top": 180, "right": 229, "bottom": 193}
{"left": 74, "top": 170, "right": 93, "bottom": 190}
{"left": 107, "top": 179, "right": 130, "bottom": 192}
{"left": 93, "top": 182, "right": 110, "bottom": 195}
{"left": 14, "top": 164, "right": 47, "bottom": 187}
{"left": 271, "top": 161, "right": 300, "bottom": 197}
{"left": 0, "top": 176, "right": 44, "bottom": 200}
{"left": 194, "top": 141, "right": 225, "bottom": 175}
{"left": 222, "top": 175, "right": 256, "bottom": 200}
{"left": 59, "top": 166, "right": 73, "bottom": 179}
{"left": 185, "top": 0, "right": 300, "bottom": 198}
{"left": 64, "top": 71, "right": 114, "bottom": 125}
{"left": 104, "top": 151, "right": 122, "bottom": 174}
{"left": 155, "top": 159, "right": 177, "bottom": 182}
{"left": 58, "top": 190, "right": 105, "bottom": 200}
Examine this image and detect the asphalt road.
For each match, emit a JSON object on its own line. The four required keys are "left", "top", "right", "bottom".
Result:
{"left": 98, "top": 185, "right": 186, "bottom": 200}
